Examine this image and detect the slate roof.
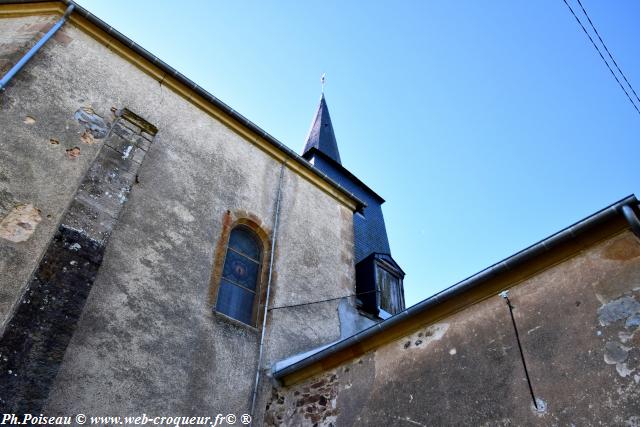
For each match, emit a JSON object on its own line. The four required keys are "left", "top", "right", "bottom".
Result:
{"left": 302, "top": 94, "right": 342, "bottom": 164}
{"left": 301, "top": 97, "right": 394, "bottom": 263}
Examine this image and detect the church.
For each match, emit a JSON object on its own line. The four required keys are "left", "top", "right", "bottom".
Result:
{"left": 1, "top": 1, "right": 640, "bottom": 425}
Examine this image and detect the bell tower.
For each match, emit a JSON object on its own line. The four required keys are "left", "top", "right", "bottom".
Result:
{"left": 302, "top": 92, "right": 405, "bottom": 318}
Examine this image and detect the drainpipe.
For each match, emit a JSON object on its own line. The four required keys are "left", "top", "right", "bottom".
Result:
{"left": 0, "top": 3, "right": 75, "bottom": 92}
{"left": 250, "top": 161, "right": 286, "bottom": 423}
{"left": 621, "top": 204, "right": 640, "bottom": 239}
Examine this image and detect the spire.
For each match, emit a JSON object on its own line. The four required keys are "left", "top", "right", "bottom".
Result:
{"left": 302, "top": 93, "right": 342, "bottom": 165}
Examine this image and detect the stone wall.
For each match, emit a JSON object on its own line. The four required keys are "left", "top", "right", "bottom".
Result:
{"left": 266, "top": 231, "right": 640, "bottom": 426}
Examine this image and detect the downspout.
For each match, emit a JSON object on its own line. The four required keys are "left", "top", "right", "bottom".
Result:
{"left": 621, "top": 204, "right": 640, "bottom": 239}
{"left": 250, "top": 161, "right": 287, "bottom": 422}
{"left": 0, "top": 3, "right": 75, "bottom": 92}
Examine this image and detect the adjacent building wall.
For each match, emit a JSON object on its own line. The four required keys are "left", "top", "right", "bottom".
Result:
{"left": 0, "top": 13, "right": 355, "bottom": 415}
{"left": 266, "top": 231, "right": 640, "bottom": 426}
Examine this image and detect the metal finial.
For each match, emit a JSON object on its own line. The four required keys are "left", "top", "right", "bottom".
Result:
{"left": 321, "top": 73, "right": 326, "bottom": 94}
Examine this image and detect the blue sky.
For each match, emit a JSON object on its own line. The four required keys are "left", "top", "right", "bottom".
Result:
{"left": 76, "top": 0, "right": 640, "bottom": 307}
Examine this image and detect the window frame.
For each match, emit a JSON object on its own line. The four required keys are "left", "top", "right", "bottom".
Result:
{"left": 374, "top": 259, "right": 405, "bottom": 317}
{"left": 215, "top": 225, "right": 262, "bottom": 325}
{"left": 209, "top": 213, "right": 271, "bottom": 330}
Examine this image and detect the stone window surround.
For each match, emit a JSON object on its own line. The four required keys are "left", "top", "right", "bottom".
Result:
{"left": 208, "top": 210, "right": 272, "bottom": 331}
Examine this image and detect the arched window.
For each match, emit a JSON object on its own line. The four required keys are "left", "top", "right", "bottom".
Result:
{"left": 215, "top": 226, "right": 262, "bottom": 325}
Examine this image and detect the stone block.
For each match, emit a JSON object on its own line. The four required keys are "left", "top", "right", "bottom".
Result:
{"left": 62, "top": 199, "right": 118, "bottom": 245}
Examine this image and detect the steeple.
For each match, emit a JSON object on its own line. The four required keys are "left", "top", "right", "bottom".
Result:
{"left": 302, "top": 93, "right": 342, "bottom": 165}
{"left": 301, "top": 89, "right": 405, "bottom": 319}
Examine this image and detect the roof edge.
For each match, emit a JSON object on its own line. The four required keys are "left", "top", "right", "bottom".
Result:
{"left": 358, "top": 252, "right": 405, "bottom": 276}
{"left": 305, "top": 147, "right": 386, "bottom": 204}
{"left": 273, "top": 194, "right": 640, "bottom": 384}
{"left": 0, "top": 0, "right": 366, "bottom": 211}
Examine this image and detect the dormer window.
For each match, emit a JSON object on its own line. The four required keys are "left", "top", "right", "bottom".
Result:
{"left": 355, "top": 253, "right": 405, "bottom": 318}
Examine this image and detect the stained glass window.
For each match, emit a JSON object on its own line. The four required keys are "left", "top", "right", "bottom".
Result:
{"left": 216, "top": 226, "right": 261, "bottom": 326}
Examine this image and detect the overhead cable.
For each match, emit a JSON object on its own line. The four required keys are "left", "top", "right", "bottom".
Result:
{"left": 561, "top": 0, "right": 640, "bottom": 116}
{"left": 575, "top": 0, "right": 640, "bottom": 106}
{"left": 268, "top": 290, "right": 379, "bottom": 311}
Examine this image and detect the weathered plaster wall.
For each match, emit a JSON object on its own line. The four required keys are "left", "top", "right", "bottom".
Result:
{"left": 0, "top": 112, "right": 158, "bottom": 412}
{"left": 0, "top": 14, "right": 354, "bottom": 416}
{"left": 267, "top": 231, "right": 640, "bottom": 426}
{"left": 0, "top": 14, "right": 63, "bottom": 75}
{"left": 0, "top": 15, "right": 103, "bottom": 334}
{"left": 267, "top": 199, "right": 355, "bottom": 363}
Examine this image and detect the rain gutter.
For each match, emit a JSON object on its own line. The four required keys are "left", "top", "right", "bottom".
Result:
{"left": 273, "top": 194, "right": 640, "bottom": 382}
{"left": 48, "top": 0, "right": 364, "bottom": 212}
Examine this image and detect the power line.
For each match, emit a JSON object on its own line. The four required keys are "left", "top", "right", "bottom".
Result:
{"left": 268, "top": 290, "right": 378, "bottom": 311}
{"left": 561, "top": 0, "right": 640, "bottom": 116}
{"left": 575, "top": 0, "right": 640, "bottom": 106}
